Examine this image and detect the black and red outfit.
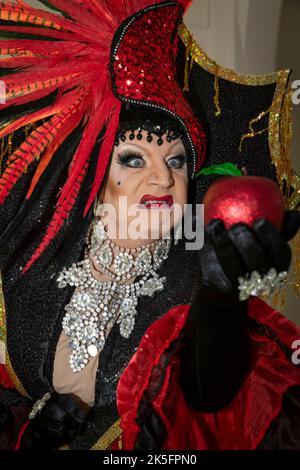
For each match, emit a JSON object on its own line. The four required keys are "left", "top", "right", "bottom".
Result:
{"left": 0, "top": 0, "right": 300, "bottom": 450}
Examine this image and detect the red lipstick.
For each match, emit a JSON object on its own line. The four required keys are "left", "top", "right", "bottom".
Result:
{"left": 139, "top": 194, "right": 173, "bottom": 208}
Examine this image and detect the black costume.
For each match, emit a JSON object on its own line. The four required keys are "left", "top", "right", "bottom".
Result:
{"left": 1, "top": 0, "right": 300, "bottom": 450}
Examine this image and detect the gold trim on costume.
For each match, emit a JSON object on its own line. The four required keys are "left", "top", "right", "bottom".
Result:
{"left": 179, "top": 23, "right": 290, "bottom": 86}
{"left": 0, "top": 272, "right": 29, "bottom": 397}
{"left": 269, "top": 72, "right": 293, "bottom": 203}
{"left": 90, "top": 418, "right": 122, "bottom": 450}
{"left": 0, "top": 274, "right": 6, "bottom": 364}
{"left": 59, "top": 418, "right": 122, "bottom": 450}
{"left": 289, "top": 173, "right": 300, "bottom": 210}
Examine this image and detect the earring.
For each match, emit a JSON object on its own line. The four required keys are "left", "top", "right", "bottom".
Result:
{"left": 94, "top": 197, "right": 103, "bottom": 217}
{"left": 93, "top": 197, "right": 98, "bottom": 216}
{"left": 174, "top": 222, "right": 182, "bottom": 246}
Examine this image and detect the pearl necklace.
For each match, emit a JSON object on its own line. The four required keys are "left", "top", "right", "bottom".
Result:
{"left": 57, "top": 218, "right": 172, "bottom": 373}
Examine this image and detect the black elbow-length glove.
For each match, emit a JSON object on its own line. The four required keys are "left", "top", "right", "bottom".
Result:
{"left": 180, "top": 210, "right": 300, "bottom": 413}
{"left": 0, "top": 388, "right": 89, "bottom": 450}
{"left": 19, "top": 392, "right": 90, "bottom": 450}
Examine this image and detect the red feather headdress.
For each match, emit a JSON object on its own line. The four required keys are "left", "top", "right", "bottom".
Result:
{"left": 0, "top": 0, "right": 205, "bottom": 273}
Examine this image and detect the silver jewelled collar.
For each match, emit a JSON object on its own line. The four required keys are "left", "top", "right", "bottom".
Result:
{"left": 57, "top": 218, "right": 172, "bottom": 373}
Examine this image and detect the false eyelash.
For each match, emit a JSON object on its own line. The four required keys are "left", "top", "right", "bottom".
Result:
{"left": 168, "top": 153, "right": 187, "bottom": 163}
{"left": 166, "top": 154, "right": 188, "bottom": 169}
{"left": 117, "top": 149, "right": 144, "bottom": 165}
{"left": 117, "top": 150, "right": 187, "bottom": 167}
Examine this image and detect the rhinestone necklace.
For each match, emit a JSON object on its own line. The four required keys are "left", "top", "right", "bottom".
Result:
{"left": 57, "top": 218, "right": 172, "bottom": 373}
{"left": 87, "top": 217, "right": 170, "bottom": 282}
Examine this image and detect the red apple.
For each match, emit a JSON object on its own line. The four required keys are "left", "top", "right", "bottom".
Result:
{"left": 203, "top": 176, "right": 285, "bottom": 231}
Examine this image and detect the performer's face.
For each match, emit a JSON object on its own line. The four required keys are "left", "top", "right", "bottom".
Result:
{"left": 99, "top": 130, "right": 188, "bottom": 246}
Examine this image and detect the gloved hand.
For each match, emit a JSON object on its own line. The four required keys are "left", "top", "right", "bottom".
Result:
{"left": 19, "top": 392, "right": 90, "bottom": 450}
{"left": 197, "top": 210, "right": 300, "bottom": 308}
{"left": 180, "top": 210, "right": 300, "bottom": 413}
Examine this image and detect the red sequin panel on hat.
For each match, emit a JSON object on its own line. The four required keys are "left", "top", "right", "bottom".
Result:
{"left": 111, "top": 2, "right": 206, "bottom": 176}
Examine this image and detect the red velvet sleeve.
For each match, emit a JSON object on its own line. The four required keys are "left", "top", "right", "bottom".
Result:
{"left": 116, "top": 298, "right": 300, "bottom": 450}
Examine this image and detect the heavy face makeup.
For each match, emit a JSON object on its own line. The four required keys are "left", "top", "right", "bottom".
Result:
{"left": 98, "top": 130, "right": 189, "bottom": 248}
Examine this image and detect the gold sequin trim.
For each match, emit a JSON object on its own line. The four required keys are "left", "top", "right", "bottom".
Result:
{"left": 58, "top": 419, "right": 122, "bottom": 451}
{"left": 288, "top": 173, "right": 300, "bottom": 211}
{"left": 0, "top": 273, "right": 6, "bottom": 363}
{"left": 91, "top": 419, "right": 122, "bottom": 450}
{"left": 268, "top": 72, "right": 293, "bottom": 202}
{"left": 239, "top": 104, "right": 273, "bottom": 152}
{"left": 213, "top": 73, "right": 222, "bottom": 117}
{"left": 292, "top": 229, "right": 300, "bottom": 295}
{"left": 0, "top": 133, "right": 14, "bottom": 172}
{"left": 179, "top": 23, "right": 289, "bottom": 86}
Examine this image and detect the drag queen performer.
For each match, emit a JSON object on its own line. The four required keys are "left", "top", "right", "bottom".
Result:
{"left": 1, "top": 0, "right": 300, "bottom": 450}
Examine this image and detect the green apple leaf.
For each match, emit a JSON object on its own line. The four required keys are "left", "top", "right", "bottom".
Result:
{"left": 195, "top": 162, "right": 243, "bottom": 178}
